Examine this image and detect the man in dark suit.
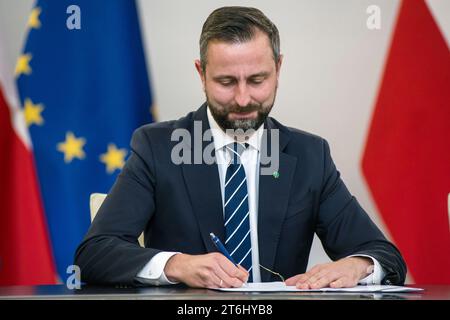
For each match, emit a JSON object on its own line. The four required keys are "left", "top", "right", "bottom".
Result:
{"left": 75, "top": 6, "right": 406, "bottom": 288}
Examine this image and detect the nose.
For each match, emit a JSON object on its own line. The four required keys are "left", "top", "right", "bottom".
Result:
{"left": 234, "top": 82, "right": 251, "bottom": 107}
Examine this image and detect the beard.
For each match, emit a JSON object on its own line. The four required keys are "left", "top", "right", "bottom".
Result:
{"left": 207, "top": 94, "right": 276, "bottom": 132}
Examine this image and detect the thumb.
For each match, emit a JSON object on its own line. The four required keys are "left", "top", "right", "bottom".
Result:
{"left": 285, "top": 274, "right": 303, "bottom": 286}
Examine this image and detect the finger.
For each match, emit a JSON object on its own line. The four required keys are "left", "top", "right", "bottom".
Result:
{"left": 202, "top": 254, "right": 234, "bottom": 288}
{"left": 310, "top": 271, "right": 340, "bottom": 289}
{"left": 300, "top": 265, "right": 324, "bottom": 283}
{"left": 306, "top": 264, "right": 324, "bottom": 276}
{"left": 296, "top": 281, "right": 311, "bottom": 289}
{"left": 286, "top": 273, "right": 311, "bottom": 286}
{"left": 292, "top": 274, "right": 310, "bottom": 287}
{"left": 305, "top": 269, "right": 328, "bottom": 286}
{"left": 295, "top": 268, "right": 328, "bottom": 289}
{"left": 308, "top": 268, "right": 338, "bottom": 288}
{"left": 294, "top": 267, "right": 325, "bottom": 288}
{"left": 206, "top": 272, "right": 224, "bottom": 289}
{"left": 217, "top": 257, "right": 248, "bottom": 283}
{"left": 233, "top": 264, "right": 249, "bottom": 283}
{"left": 331, "top": 276, "right": 357, "bottom": 289}
{"left": 285, "top": 274, "right": 303, "bottom": 286}
{"left": 237, "top": 265, "right": 250, "bottom": 282}
{"left": 214, "top": 255, "right": 246, "bottom": 286}
{"left": 214, "top": 264, "right": 244, "bottom": 288}
{"left": 330, "top": 276, "right": 350, "bottom": 289}
{"left": 330, "top": 278, "right": 343, "bottom": 288}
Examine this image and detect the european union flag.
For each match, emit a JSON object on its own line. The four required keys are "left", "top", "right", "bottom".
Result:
{"left": 17, "top": 0, "right": 154, "bottom": 282}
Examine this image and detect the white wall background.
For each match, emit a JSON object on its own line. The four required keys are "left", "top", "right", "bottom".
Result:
{"left": 1, "top": 0, "right": 449, "bottom": 282}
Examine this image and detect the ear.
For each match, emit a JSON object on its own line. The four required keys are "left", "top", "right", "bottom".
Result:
{"left": 276, "top": 54, "right": 283, "bottom": 79}
{"left": 194, "top": 59, "right": 206, "bottom": 91}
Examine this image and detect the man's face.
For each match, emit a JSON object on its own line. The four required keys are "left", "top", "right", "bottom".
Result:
{"left": 195, "top": 30, "right": 282, "bottom": 132}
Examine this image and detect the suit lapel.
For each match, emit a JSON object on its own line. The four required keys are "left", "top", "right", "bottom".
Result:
{"left": 258, "top": 119, "right": 297, "bottom": 281}
{"left": 181, "top": 104, "right": 225, "bottom": 253}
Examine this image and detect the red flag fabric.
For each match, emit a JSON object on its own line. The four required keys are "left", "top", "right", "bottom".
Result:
{"left": 0, "top": 58, "right": 56, "bottom": 285}
{"left": 362, "top": 0, "right": 450, "bottom": 284}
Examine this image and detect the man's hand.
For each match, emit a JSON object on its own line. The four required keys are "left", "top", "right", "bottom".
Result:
{"left": 285, "top": 257, "right": 374, "bottom": 289}
{"left": 164, "top": 253, "right": 249, "bottom": 289}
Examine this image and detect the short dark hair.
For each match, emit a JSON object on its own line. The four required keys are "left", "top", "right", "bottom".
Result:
{"left": 199, "top": 6, "right": 280, "bottom": 72}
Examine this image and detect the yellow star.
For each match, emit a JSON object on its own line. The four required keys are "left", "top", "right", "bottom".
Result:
{"left": 23, "top": 98, "right": 44, "bottom": 127}
{"left": 15, "top": 53, "right": 32, "bottom": 77}
{"left": 100, "top": 144, "right": 127, "bottom": 174}
{"left": 28, "top": 7, "right": 41, "bottom": 29}
{"left": 57, "top": 132, "right": 86, "bottom": 163}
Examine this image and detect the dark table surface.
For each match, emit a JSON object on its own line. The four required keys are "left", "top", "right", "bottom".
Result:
{"left": 0, "top": 284, "right": 448, "bottom": 300}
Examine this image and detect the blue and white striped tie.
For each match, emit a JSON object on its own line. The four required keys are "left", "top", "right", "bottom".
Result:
{"left": 224, "top": 142, "right": 253, "bottom": 281}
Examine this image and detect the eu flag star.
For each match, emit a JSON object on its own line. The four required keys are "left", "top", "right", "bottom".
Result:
{"left": 100, "top": 143, "right": 127, "bottom": 174}
{"left": 28, "top": 7, "right": 42, "bottom": 29}
{"left": 15, "top": 53, "right": 33, "bottom": 77}
{"left": 57, "top": 132, "right": 86, "bottom": 163}
{"left": 23, "top": 98, "right": 44, "bottom": 127}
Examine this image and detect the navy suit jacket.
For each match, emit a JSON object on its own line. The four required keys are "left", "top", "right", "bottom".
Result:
{"left": 75, "top": 104, "right": 406, "bottom": 286}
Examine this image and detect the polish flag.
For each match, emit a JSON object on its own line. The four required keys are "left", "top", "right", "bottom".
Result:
{"left": 0, "top": 33, "right": 56, "bottom": 285}
{"left": 362, "top": 0, "right": 450, "bottom": 284}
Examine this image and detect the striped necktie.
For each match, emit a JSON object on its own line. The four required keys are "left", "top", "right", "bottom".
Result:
{"left": 224, "top": 142, "right": 253, "bottom": 281}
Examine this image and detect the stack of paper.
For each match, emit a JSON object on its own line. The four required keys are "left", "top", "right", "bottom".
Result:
{"left": 215, "top": 282, "right": 424, "bottom": 293}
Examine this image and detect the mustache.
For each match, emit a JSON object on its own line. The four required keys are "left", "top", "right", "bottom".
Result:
{"left": 226, "top": 103, "right": 262, "bottom": 114}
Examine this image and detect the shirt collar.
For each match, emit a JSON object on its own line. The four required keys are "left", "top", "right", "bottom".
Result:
{"left": 206, "top": 106, "right": 263, "bottom": 152}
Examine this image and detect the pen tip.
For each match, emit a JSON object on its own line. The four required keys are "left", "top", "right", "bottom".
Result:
{"left": 210, "top": 232, "right": 215, "bottom": 237}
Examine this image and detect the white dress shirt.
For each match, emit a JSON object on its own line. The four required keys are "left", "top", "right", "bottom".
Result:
{"left": 136, "top": 107, "right": 385, "bottom": 285}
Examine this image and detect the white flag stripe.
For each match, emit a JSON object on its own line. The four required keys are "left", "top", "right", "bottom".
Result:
{"left": 0, "top": 30, "right": 32, "bottom": 149}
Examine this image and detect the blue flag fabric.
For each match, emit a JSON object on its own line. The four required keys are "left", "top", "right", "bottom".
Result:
{"left": 17, "top": 0, "right": 153, "bottom": 281}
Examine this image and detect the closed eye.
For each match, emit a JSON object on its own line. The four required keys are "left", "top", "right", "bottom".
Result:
{"left": 214, "top": 77, "right": 236, "bottom": 87}
{"left": 249, "top": 77, "right": 265, "bottom": 85}
{"left": 219, "top": 80, "right": 235, "bottom": 86}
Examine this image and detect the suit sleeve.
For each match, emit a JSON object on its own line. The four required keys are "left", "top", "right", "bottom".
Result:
{"left": 314, "top": 139, "right": 407, "bottom": 285}
{"left": 74, "top": 127, "right": 161, "bottom": 286}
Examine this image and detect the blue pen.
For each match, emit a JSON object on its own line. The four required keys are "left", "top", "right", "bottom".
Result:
{"left": 209, "top": 232, "right": 237, "bottom": 266}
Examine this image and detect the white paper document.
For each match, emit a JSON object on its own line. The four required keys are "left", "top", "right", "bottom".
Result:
{"left": 215, "top": 282, "right": 424, "bottom": 293}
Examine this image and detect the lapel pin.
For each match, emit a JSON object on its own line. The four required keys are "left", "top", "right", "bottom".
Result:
{"left": 273, "top": 171, "right": 280, "bottom": 179}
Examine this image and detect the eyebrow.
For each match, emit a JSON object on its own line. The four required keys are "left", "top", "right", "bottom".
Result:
{"left": 212, "top": 71, "right": 271, "bottom": 81}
